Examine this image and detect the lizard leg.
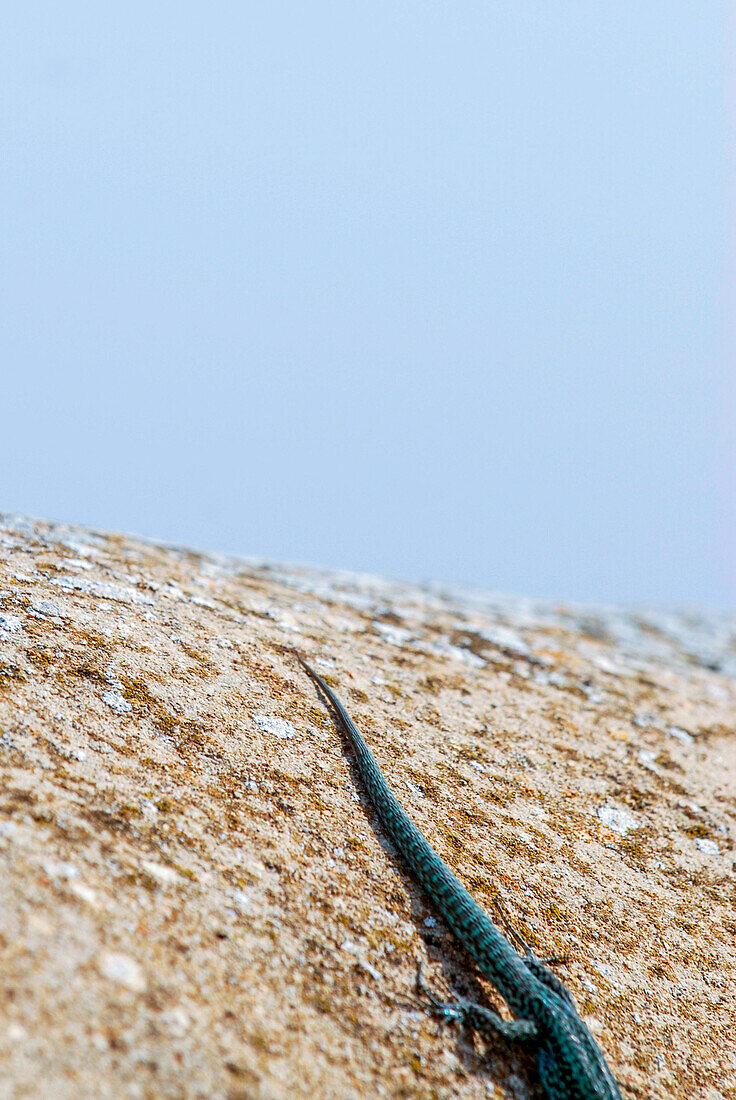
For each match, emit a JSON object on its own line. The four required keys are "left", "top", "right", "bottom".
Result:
{"left": 415, "top": 964, "right": 538, "bottom": 1044}
{"left": 490, "top": 900, "right": 579, "bottom": 1013}
{"left": 521, "top": 955, "right": 580, "bottom": 1013}
{"left": 489, "top": 899, "right": 581, "bottom": 1016}
{"left": 492, "top": 896, "right": 568, "bottom": 966}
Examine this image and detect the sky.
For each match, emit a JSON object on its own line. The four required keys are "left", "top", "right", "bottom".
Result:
{"left": 0, "top": 4, "right": 729, "bottom": 605}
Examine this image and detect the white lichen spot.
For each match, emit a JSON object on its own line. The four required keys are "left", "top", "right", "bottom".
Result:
{"left": 0, "top": 613, "right": 21, "bottom": 634}
{"left": 442, "top": 643, "right": 485, "bottom": 669}
{"left": 102, "top": 690, "right": 132, "bottom": 714}
{"left": 591, "top": 655, "right": 633, "bottom": 678}
{"left": 253, "top": 714, "right": 296, "bottom": 740}
{"left": 580, "top": 682, "right": 604, "bottom": 703}
{"left": 53, "top": 575, "right": 155, "bottom": 606}
{"left": 596, "top": 805, "right": 640, "bottom": 836}
{"left": 637, "top": 749, "right": 659, "bottom": 772}
{"left": 32, "top": 600, "right": 63, "bottom": 618}
{"left": 232, "top": 889, "right": 251, "bottom": 910}
{"left": 164, "top": 583, "right": 186, "bottom": 601}
{"left": 70, "top": 880, "right": 99, "bottom": 907}
{"left": 480, "top": 625, "right": 531, "bottom": 658}
{"left": 141, "top": 860, "right": 180, "bottom": 885}
{"left": 313, "top": 656, "right": 335, "bottom": 670}
{"left": 42, "top": 860, "right": 79, "bottom": 880}
{"left": 98, "top": 952, "right": 146, "bottom": 992}
{"left": 267, "top": 609, "right": 301, "bottom": 633}
{"left": 160, "top": 1006, "right": 191, "bottom": 1037}
{"left": 668, "top": 726, "right": 694, "bottom": 746}
{"left": 359, "top": 960, "right": 381, "bottom": 982}
{"left": 61, "top": 539, "right": 96, "bottom": 558}
{"left": 372, "top": 621, "right": 413, "bottom": 647}
{"left": 64, "top": 557, "right": 93, "bottom": 571}
{"left": 333, "top": 616, "right": 360, "bottom": 633}
{"left": 633, "top": 712, "right": 657, "bottom": 729}
{"left": 590, "top": 960, "right": 614, "bottom": 982}
{"left": 695, "top": 838, "right": 719, "bottom": 857}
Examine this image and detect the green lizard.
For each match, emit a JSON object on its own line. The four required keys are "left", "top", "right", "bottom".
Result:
{"left": 297, "top": 654, "right": 623, "bottom": 1100}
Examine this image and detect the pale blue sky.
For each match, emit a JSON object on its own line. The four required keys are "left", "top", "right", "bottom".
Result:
{"left": 1, "top": 4, "right": 729, "bottom": 604}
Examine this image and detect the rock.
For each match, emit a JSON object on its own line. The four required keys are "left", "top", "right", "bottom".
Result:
{"left": 0, "top": 511, "right": 734, "bottom": 1099}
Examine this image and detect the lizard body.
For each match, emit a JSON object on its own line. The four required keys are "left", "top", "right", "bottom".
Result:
{"left": 297, "top": 655, "right": 622, "bottom": 1100}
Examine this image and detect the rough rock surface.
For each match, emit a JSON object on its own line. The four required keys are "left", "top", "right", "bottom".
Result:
{"left": 0, "top": 512, "right": 734, "bottom": 1100}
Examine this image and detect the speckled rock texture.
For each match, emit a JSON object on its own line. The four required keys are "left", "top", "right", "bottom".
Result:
{"left": 0, "top": 513, "right": 734, "bottom": 1100}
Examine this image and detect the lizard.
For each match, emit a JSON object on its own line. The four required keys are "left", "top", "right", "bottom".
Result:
{"left": 296, "top": 653, "right": 623, "bottom": 1100}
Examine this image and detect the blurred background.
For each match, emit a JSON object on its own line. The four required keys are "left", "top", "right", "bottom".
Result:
{"left": 0, "top": 4, "right": 729, "bottom": 604}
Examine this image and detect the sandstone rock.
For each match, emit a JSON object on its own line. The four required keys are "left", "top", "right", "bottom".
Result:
{"left": 0, "top": 512, "right": 734, "bottom": 1099}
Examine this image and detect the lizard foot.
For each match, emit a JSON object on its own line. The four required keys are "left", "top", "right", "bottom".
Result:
{"left": 415, "top": 963, "right": 537, "bottom": 1044}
